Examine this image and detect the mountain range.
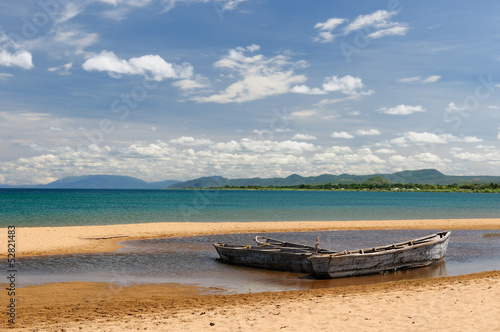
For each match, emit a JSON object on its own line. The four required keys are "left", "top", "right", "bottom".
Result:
{"left": 2, "top": 169, "right": 500, "bottom": 189}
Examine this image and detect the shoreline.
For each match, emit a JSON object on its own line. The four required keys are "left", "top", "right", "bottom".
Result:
{"left": 1, "top": 218, "right": 499, "bottom": 257}
{"left": 1, "top": 220, "right": 499, "bottom": 330}
{"left": 2, "top": 271, "right": 498, "bottom": 330}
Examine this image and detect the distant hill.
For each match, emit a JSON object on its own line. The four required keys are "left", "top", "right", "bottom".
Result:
{"left": 0, "top": 175, "right": 179, "bottom": 189}
{"left": 170, "top": 169, "right": 500, "bottom": 188}
{"left": 2, "top": 169, "right": 500, "bottom": 189}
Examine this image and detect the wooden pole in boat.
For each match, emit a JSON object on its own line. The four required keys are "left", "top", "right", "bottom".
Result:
{"left": 315, "top": 236, "right": 319, "bottom": 253}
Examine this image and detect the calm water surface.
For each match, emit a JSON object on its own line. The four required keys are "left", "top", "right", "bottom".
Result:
{"left": 1, "top": 189, "right": 500, "bottom": 227}
{"left": 18, "top": 230, "right": 500, "bottom": 294}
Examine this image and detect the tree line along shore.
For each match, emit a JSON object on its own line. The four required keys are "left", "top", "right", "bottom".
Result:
{"left": 184, "top": 180, "right": 500, "bottom": 193}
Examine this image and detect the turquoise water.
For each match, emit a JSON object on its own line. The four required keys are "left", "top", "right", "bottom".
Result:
{"left": 1, "top": 189, "right": 500, "bottom": 227}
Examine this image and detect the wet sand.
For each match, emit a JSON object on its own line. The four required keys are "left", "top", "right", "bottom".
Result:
{"left": 2, "top": 218, "right": 500, "bottom": 257}
{"left": 1, "top": 219, "right": 499, "bottom": 331}
{"left": 1, "top": 271, "right": 498, "bottom": 331}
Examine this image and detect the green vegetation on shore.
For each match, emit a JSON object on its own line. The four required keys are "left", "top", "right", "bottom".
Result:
{"left": 192, "top": 179, "right": 500, "bottom": 193}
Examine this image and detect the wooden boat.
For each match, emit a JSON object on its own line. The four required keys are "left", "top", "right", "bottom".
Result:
{"left": 254, "top": 236, "right": 331, "bottom": 252}
{"left": 213, "top": 231, "right": 451, "bottom": 278}
{"left": 309, "top": 231, "right": 451, "bottom": 278}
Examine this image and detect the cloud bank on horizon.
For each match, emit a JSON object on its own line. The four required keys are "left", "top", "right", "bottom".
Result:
{"left": 0, "top": 0, "right": 499, "bottom": 185}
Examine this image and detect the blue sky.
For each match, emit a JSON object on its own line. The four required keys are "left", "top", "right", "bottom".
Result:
{"left": 1, "top": 0, "right": 500, "bottom": 185}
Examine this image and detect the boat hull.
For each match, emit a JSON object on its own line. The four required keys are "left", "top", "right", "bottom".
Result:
{"left": 213, "top": 244, "right": 314, "bottom": 273}
{"left": 308, "top": 232, "right": 451, "bottom": 278}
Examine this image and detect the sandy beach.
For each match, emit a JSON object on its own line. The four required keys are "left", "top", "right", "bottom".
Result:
{"left": 1, "top": 219, "right": 499, "bottom": 331}
{"left": 2, "top": 218, "right": 500, "bottom": 257}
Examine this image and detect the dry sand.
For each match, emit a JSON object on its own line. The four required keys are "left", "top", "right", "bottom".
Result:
{"left": 1, "top": 219, "right": 499, "bottom": 331}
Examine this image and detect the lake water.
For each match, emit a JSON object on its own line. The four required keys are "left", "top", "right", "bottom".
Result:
{"left": 4, "top": 189, "right": 499, "bottom": 293}
{"left": 17, "top": 230, "right": 500, "bottom": 294}
{"left": 1, "top": 189, "right": 500, "bottom": 227}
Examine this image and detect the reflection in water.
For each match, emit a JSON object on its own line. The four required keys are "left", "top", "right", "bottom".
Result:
{"left": 18, "top": 229, "right": 500, "bottom": 294}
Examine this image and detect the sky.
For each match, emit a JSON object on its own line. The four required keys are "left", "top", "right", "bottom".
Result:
{"left": 1, "top": 0, "right": 500, "bottom": 185}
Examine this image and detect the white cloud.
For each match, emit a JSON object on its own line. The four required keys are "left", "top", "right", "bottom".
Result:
{"left": 192, "top": 45, "right": 306, "bottom": 103}
{"left": 82, "top": 50, "right": 193, "bottom": 81}
{"left": 292, "top": 133, "right": 317, "bottom": 140}
{"left": 375, "top": 148, "right": 396, "bottom": 154}
{"left": 94, "top": 0, "right": 247, "bottom": 21}
{"left": 330, "top": 131, "right": 354, "bottom": 139}
{"left": 323, "top": 75, "right": 369, "bottom": 95}
{"left": 289, "top": 110, "right": 317, "bottom": 118}
{"left": 344, "top": 10, "right": 396, "bottom": 34}
{"left": 48, "top": 62, "right": 73, "bottom": 75}
{"left": 290, "top": 85, "right": 327, "bottom": 95}
{"left": 55, "top": 2, "right": 90, "bottom": 24}
{"left": 172, "top": 76, "right": 210, "bottom": 90}
{"left": 377, "top": 104, "right": 426, "bottom": 115}
{"left": 421, "top": 75, "right": 441, "bottom": 84}
{"left": 313, "top": 10, "right": 408, "bottom": 43}
{"left": 293, "top": 75, "right": 373, "bottom": 97}
{"left": 0, "top": 73, "right": 14, "bottom": 80}
{"left": 390, "top": 132, "right": 483, "bottom": 146}
{"left": 344, "top": 10, "right": 408, "bottom": 38}
{"left": 313, "top": 18, "right": 345, "bottom": 43}
{"left": 0, "top": 50, "right": 33, "bottom": 69}
{"left": 389, "top": 152, "right": 449, "bottom": 170}
{"left": 53, "top": 29, "right": 99, "bottom": 55}
{"left": 451, "top": 150, "right": 500, "bottom": 162}
{"left": 461, "top": 136, "right": 483, "bottom": 143}
{"left": 445, "top": 102, "right": 465, "bottom": 113}
{"left": 170, "top": 136, "right": 213, "bottom": 146}
{"left": 398, "top": 75, "right": 441, "bottom": 84}
{"left": 314, "top": 18, "right": 345, "bottom": 31}
{"left": 397, "top": 76, "right": 421, "bottom": 83}
{"left": 391, "top": 132, "right": 452, "bottom": 145}
{"left": 314, "top": 95, "right": 359, "bottom": 107}
{"left": 356, "top": 129, "right": 381, "bottom": 136}
{"left": 367, "top": 25, "right": 408, "bottom": 39}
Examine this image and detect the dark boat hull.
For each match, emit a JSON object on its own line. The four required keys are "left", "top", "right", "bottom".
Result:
{"left": 213, "top": 231, "right": 451, "bottom": 278}
{"left": 308, "top": 231, "right": 451, "bottom": 278}
{"left": 213, "top": 244, "right": 314, "bottom": 273}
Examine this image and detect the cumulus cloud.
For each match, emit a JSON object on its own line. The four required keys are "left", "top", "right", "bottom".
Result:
{"left": 356, "top": 129, "right": 381, "bottom": 136}
{"left": 82, "top": 50, "right": 193, "bottom": 81}
{"left": 390, "top": 132, "right": 483, "bottom": 146}
{"left": 0, "top": 33, "right": 34, "bottom": 69}
{"left": 290, "top": 85, "right": 327, "bottom": 95}
{"left": 375, "top": 148, "right": 396, "bottom": 154}
{"left": 330, "top": 131, "right": 354, "bottom": 139}
{"left": 292, "top": 75, "right": 373, "bottom": 97}
{"left": 377, "top": 104, "right": 426, "bottom": 115}
{"left": 192, "top": 45, "right": 306, "bottom": 103}
{"left": 0, "top": 50, "right": 34, "bottom": 69}
{"left": 451, "top": 149, "right": 500, "bottom": 162}
{"left": 388, "top": 152, "right": 449, "bottom": 171}
{"left": 292, "top": 133, "right": 317, "bottom": 141}
{"left": 170, "top": 136, "right": 213, "bottom": 146}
